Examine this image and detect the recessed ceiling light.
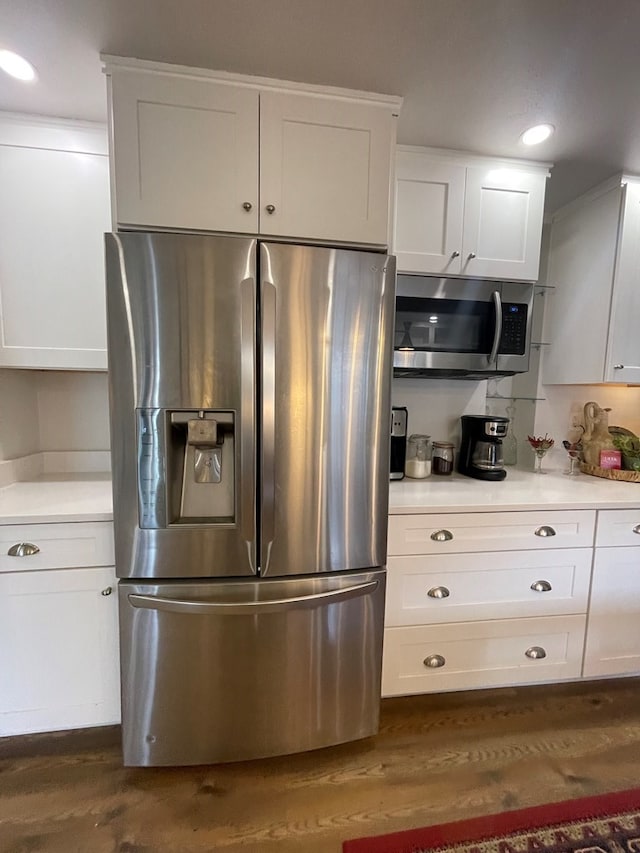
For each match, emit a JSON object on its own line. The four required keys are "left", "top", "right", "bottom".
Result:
{"left": 520, "top": 124, "right": 554, "bottom": 146}
{"left": 0, "top": 50, "right": 37, "bottom": 82}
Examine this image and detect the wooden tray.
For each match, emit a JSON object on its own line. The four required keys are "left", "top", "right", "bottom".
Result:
{"left": 579, "top": 462, "right": 640, "bottom": 482}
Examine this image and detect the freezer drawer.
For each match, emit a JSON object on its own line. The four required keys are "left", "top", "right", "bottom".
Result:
{"left": 119, "top": 569, "right": 385, "bottom": 766}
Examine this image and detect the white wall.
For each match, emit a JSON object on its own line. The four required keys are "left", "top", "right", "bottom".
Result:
{"left": 36, "top": 371, "right": 110, "bottom": 452}
{"left": 0, "top": 369, "right": 40, "bottom": 460}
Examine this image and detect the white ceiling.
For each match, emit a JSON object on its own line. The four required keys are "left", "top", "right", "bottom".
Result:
{"left": 2, "top": 0, "right": 640, "bottom": 212}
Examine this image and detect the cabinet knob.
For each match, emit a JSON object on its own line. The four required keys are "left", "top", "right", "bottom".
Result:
{"left": 451, "top": 251, "right": 460, "bottom": 259}
{"left": 531, "top": 580, "right": 552, "bottom": 592}
{"left": 423, "top": 654, "right": 446, "bottom": 668}
{"left": 633, "top": 524, "right": 640, "bottom": 535}
{"left": 534, "top": 525, "right": 556, "bottom": 537}
{"left": 430, "top": 529, "right": 453, "bottom": 542}
{"left": 467, "top": 252, "right": 476, "bottom": 260}
{"left": 525, "top": 646, "right": 547, "bottom": 660}
{"left": 101, "top": 586, "right": 113, "bottom": 596}
{"left": 242, "top": 201, "right": 252, "bottom": 211}
{"left": 614, "top": 364, "right": 624, "bottom": 370}
{"left": 8, "top": 542, "right": 40, "bottom": 557}
{"left": 265, "top": 204, "right": 276, "bottom": 214}
{"left": 427, "top": 586, "right": 450, "bottom": 599}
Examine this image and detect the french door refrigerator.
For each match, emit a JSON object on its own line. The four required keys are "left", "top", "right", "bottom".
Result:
{"left": 106, "top": 232, "right": 396, "bottom": 767}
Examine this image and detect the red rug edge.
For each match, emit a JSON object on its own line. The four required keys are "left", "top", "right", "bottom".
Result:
{"left": 343, "top": 787, "right": 640, "bottom": 853}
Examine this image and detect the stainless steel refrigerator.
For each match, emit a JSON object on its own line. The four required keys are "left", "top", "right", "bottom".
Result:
{"left": 105, "top": 232, "right": 395, "bottom": 766}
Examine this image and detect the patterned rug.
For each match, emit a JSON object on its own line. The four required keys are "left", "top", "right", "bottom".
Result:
{"left": 343, "top": 788, "right": 640, "bottom": 853}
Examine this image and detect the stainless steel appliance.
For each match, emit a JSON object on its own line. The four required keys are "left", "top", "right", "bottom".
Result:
{"left": 105, "top": 232, "right": 396, "bottom": 767}
{"left": 390, "top": 406, "right": 408, "bottom": 480}
{"left": 458, "top": 414, "right": 509, "bottom": 481}
{"left": 393, "top": 275, "right": 533, "bottom": 378}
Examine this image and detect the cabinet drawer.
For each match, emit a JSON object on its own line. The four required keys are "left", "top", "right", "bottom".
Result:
{"left": 595, "top": 509, "right": 640, "bottom": 547}
{"left": 388, "top": 511, "right": 596, "bottom": 556}
{"left": 0, "top": 522, "right": 114, "bottom": 572}
{"left": 386, "top": 548, "right": 592, "bottom": 626}
{"left": 382, "top": 615, "right": 586, "bottom": 697}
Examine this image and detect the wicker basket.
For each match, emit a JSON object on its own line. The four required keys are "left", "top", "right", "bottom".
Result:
{"left": 579, "top": 462, "right": 640, "bottom": 482}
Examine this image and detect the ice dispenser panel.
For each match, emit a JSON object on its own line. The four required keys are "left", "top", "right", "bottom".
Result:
{"left": 137, "top": 409, "right": 236, "bottom": 528}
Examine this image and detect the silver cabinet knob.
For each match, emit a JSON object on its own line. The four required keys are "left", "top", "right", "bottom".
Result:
{"left": 525, "top": 646, "right": 547, "bottom": 660}
{"left": 633, "top": 524, "right": 640, "bottom": 535}
{"left": 101, "top": 587, "right": 113, "bottom": 596}
{"left": 242, "top": 201, "right": 252, "bottom": 211}
{"left": 467, "top": 252, "right": 476, "bottom": 259}
{"left": 614, "top": 364, "right": 624, "bottom": 370}
{"left": 427, "top": 586, "right": 450, "bottom": 599}
{"left": 8, "top": 542, "right": 40, "bottom": 557}
{"left": 423, "top": 654, "right": 446, "bottom": 668}
{"left": 534, "top": 525, "right": 556, "bottom": 537}
{"left": 451, "top": 251, "right": 460, "bottom": 258}
{"left": 265, "top": 204, "right": 276, "bottom": 214}
{"left": 430, "top": 529, "right": 453, "bottom": 542}
{"left": 531, "top": 580, "right": 552, "bottom": 592}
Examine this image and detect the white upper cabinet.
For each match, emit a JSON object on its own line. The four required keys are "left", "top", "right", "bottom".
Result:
{"left": 0, "top": 116, "right": 111, "bottom": 370}
{"left": 543, "top": 175, "right": 640, "bottom": 385}
{"left": 393, "top": 147, "right": 550, "bottom": 281}
{"left": 105, "top": 59, "right": 401, "bottom": 246}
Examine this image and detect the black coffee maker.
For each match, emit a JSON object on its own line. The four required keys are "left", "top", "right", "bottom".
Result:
{"left": 458, "top": 415, "right": 509, "bottom": 481}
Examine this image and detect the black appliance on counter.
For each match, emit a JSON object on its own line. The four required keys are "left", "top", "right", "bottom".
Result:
{"left": 458, "top": 414, "right": 509, "bottom": 481}
{"left": 390, "top": 406, "right": 408, "bottom": 480}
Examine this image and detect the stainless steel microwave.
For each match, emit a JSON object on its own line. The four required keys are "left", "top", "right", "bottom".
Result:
{"left": 393, "top": 275, "right": 534, "bottom": 378}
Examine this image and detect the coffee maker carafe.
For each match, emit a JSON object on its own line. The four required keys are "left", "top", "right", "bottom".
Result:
{"left": 458, "top": 415, "right": 509, "bottom": 481}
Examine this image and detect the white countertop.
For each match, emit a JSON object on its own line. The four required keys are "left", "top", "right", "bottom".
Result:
{"left": 389, "top": 467, "right": 640, "bottom": 513}
{"left": 0, "top": 474, "right": 113, "bottom": 524}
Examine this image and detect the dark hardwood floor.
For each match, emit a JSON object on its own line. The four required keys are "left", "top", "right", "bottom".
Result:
{"left": 2, "top": 679, "right": 640, "bottom": 853}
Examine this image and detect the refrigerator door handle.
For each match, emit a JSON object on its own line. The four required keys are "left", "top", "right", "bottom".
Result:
{"left": 128, "top": 580, "right": 378, "bottom": 615}
{"left": 240, "top": 277, "right": 257, "bottom": 571}
{"left": 261, "top": 276, "right": 277, "bottom": 571}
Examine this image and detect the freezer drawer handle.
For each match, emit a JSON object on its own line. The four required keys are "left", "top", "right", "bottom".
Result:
{"left": 8, "top": 542, "right": 40, "bottom": 557}
{"left": 128, "top": 580, "right": 379, "bottom": 615}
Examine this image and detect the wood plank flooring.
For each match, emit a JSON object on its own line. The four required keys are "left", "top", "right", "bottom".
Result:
{"left": 2, "top": 679, "right": 640, "bottom": 853}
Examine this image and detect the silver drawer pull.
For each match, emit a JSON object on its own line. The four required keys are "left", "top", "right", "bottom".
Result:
{"left": 633, "top": 524, "right": 640, "bottom": 535}
{"left": 531, "top": 580, "right": 552, "bottom": 593}
{"left": 430, "top": 529, "right": 453, "bottom": 542}
{"left": 101, "top": 587, "right": 113, "bottom": 596}
{"left": 423, "top": 654, "right": 446, "bottom": 668}
{"left": 534, "top": 525, "right": 556, "bottom": 537}
{"left": 525, "top": 646, "right": 547, "bottom": 660}
{"left": 8, "top": 542, "right": 40, "bottom": 557}
{"left": 427, "top": 586, "right": 450, "bottom": 599}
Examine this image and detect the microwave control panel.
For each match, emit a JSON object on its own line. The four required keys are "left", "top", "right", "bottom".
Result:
{"left": 499, "top": 303, "right": 528, "bottom": 354}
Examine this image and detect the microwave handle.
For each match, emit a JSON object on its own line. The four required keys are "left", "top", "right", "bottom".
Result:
{"left": 488, "top": 290, "right": 502, "bottom": 365}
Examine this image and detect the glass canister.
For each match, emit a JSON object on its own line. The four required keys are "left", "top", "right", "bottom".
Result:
{"left": 405, "top": 434, "right": 431, "bottom": 478}
{"left": 432, "top": 441, "right": 455, "bottom": 476}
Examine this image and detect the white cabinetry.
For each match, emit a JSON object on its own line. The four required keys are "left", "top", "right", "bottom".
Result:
{"left": 383, "top": 510, "right": 594, "bottom": 697}
{"left": 393, "top": 147, "right": 549, "bottom": 280}
{"left": 0, "top": 521, "right": 120, "bottom": 736}
{"left": 0, "top": 115, "right": 111, "bottom": 370}
{"left": 543, "top": 175, "right": 640, "bottom": 385}
{"left": 106, "top": 60, "right": 401, "bottom": 246}
{"left": 583, "top": 509, "right": 640, "bottom": 677}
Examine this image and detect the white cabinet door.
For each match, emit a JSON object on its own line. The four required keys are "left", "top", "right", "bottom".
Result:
{"left": 110, "top": 70, "right": 259, "bottom": 233}
{"left": 462, "top": 166, "right": 546, "bottom": 281}
{"left": 0, "top": 129, "right": 111, "bottom": 370}
{"left": 0, "top": 567, "right": 120, "bottom": 735}
{"left": 583, "top": 547, "right": 640, "bottom": 678}
{"left": 393, "top": 152, "right": 465, "bottom": 273}
{"left": 259, "top": 91, "right": 394, "bottom": 245}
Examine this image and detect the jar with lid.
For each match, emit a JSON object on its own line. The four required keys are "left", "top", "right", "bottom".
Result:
{"left": 432, "top": 441, "right": 455, "bottom": 476}
{"left": 405, "top": 434, "right": 431, "bottom": 478}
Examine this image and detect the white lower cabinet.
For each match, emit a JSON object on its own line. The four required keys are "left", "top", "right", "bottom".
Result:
{"left": 383, "top": 510, "right": 595, "bottom": 699}
{"left": 0, "top": 523, "right": 120, "bottom": 737}
{"left": 583, "top": 509, "right": 640, "bottom": 678}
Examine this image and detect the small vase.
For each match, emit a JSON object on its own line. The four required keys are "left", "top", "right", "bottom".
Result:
{"left": 533, "top": 449, "right": 548, "bottom": 474}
